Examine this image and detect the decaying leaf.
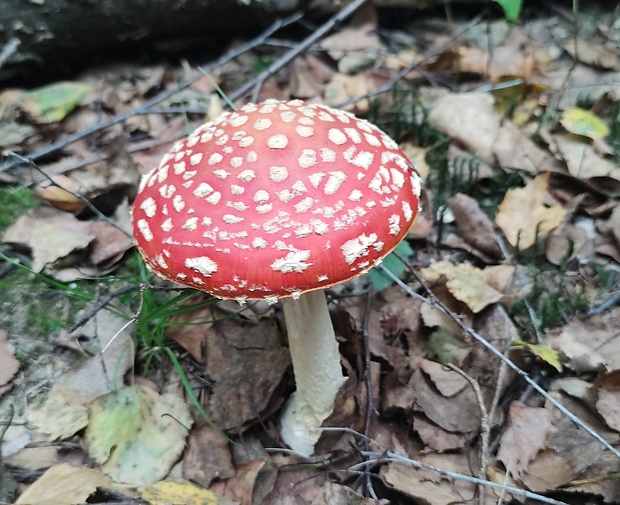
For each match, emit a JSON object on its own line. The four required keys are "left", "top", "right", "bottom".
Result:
{"left": 0, "top": 330, "right": 19, "bottom": 396}
{"left": 449, "top": 193, "right": 503, "bottom": 258}
{"left": 495, "top": 173, "right": 567, "bottom": 249}
{"left": 14, "top": 463, "right": 110, "bottom": 505}
{"left": 28, "top": 384, "right": 89, "bottom": 441}
{"left": 595, "top": 371, "right": 620, "bottom": 432}
{"left": 141, "top": 479, "right": 225, "bottom": 505}
{"left": 512, "top": 341, "right": 562, "bottom": 372}
{"left": 86, "top": 384, "right": 192, "bottom": 485}
{"left": 17, "top": 81, "right": 92, "bottom": 123}
{"left": 546, "top": 308, "right": 620, "bottom": 373}
{"left": 496, "top": 402, "right": 554, "bottom": 478}
{"left": 421, "top": 260, "right": 503, "bottom": 313}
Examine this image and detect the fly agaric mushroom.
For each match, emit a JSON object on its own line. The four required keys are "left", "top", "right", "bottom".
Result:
{"left": 132, "top": 99, "right": 421, "bottom": 456}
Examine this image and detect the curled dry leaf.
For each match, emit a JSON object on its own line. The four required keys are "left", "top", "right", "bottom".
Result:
{"left": 546, "top": 307, "right": 620, "bottom": 373}
{"left": 496, "top": 402, "right": 554, "bottom": 479}
{"left": 0, "top": 330, "right": 19, "bottom": 395}
{"left": 14, "top": 463, "right": 110, "bottom": 505}
{"left": 421, "top": 260, "right": 503, "bottom": 313}
{"left": 595, "top": 371, "right": 620, "bottom": 433}
{"left": 495, "top": 173, "right": 567, "bottom": 249}
{"left": 449, "top": 193, "right": 503, "bottom": 258}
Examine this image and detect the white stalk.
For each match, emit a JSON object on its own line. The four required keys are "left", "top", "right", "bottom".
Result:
{"left": 279, "top": 289, "right": 347, "bottom": 456}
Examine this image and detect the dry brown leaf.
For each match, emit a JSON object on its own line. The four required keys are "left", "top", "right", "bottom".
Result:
{"left": 382, "top": 462, "right": 464, "bottom": 505}
{"left": 323, "top": 73, "right": 376, "bottom": 113}
{"left": 553, "top": 132, "right": 620, "bottom": 180}
{"left": 421, "top": 260, "right": 503, "bottom": 313}
{"left": 201, "top": 316, "right": 290, "bottom": 430}
{"left": 546, "top": 308, "right": 620, "bottom": 373}
{"left": 496, "top": 173, "right": 567, "bottom": 249}
{"left": 2, "top": 207, "right": 95, "bottom": 272}
{"left": 28, "top": 384, "right": 89, "bottom": 441}
{"left": 596, "top": 371, "right": 620, "bottom": 432}
{"left": 210, "top": 460, "right": 264, "bottom": 505}
{"left": 14, "top": 463, "right": 110, "bottom": 505}
{"left": 413, "top": 414, "right": 466, "bottom": 452}
{"left": 0, "top": 330, "right": 19, "bottom": 394}
{"left": 562, "top": 38, "right": 620, "bottom": 71}
{"left": 428, "top": 92, "right": 499, "bottom": 164}
{"left": 182, "top": 425, "right": 235, "bottom": 487}
{"left": 311, "top": 482, "right": 375, "bottom": 505}
{"left": 420, "top": 359, "right": 467, "bottom": 397}
{"left": 496, "top": 402, "right": 554, "bottom": 479}
{"left": 449, "top": 193, "right": 503, "bottom": 258}
{"left": 411, "top": 368, "right": 481, "bottom": 433}
{"left": 494, "top": 120, "right": 562, "bottom": 174}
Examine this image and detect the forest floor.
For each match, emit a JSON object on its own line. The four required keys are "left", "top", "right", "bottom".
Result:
{"left": 1, "top": 1, "right": 620, "bottom": 504}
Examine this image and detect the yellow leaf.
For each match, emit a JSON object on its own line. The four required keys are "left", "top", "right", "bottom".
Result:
{"left": 15, "top": 464, "right": 110, "bottom": 505}
{"left": 560, "top": 107, "right": 609, "bottom": 141}
{"left": 513, "top": 341, "right": 562, "bottom": 372}
{"left": 421, "top": 261, "right": 503, "bottom": 313}
{"left": 19, "top": 81, "right": 91, "bottom": 123}
{"left": 495, "top": 173, "right": 567, "bottom": 249}
{"left": 141, "top": 479, "right": 222, "bottom": 505}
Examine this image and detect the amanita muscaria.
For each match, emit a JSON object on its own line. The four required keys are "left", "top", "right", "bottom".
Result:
{"left": 132, "top": 99, "right": 421, "bottom": 456}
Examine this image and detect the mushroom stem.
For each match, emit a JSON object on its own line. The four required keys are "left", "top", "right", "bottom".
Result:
{"left": 279, "top": 289, "right": 347, "bottom": 456}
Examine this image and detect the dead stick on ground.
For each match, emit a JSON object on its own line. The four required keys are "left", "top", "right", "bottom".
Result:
{"left": 446, "top": 363, "right": 489, "bottom": 505}
{"left": 0, "top": 13, "right": 302, "bottom": 173}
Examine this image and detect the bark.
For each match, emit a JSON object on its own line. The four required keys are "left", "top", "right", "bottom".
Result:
{"left": 0, "top": 0, "right": 477, "bottom": 82}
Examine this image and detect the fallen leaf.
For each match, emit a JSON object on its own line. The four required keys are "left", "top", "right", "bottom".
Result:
{"left": 421, "top": 260, "right": 503, "bottom": 313}
{"left": 496, "top": 402, "right": 554, "bottom": 478}
{"left": 311, "top": 482, "right": 376, "bottom": 504}
{"left": 413, "top": 414, "right": 467, "bottom": 452}
{"left": 595, "top": 371, "right": 620, "bottom": 432}
{"left": 2, "top": 207, "right": 95, "bottom": 273}
{"left": 141, "top": 479, "right": 224, "bottom": 505}
{"left": 428, "top": 92, "right": 499, "bottom": 164}
{"left": 561, "top": 107, "right": 610, "bottom": 140}
{"left": 546, "top": 308, "right": 620, "bottom": 373}
{"left": 553, "top": 132, "right": 620, "bottom": 180}
{"left": 183, "top": 425, "right": 235, "bottom": 488}
{"left": 210, "top": 460, "right": 264, "bottom": 505}
{"left": 18, "top": 81, "right": 92, "bottom": 123}
{"left": 420, "top": 359, "right": 467, "bottom": 397}
{"left": 449, "top": 193, "right": 503, "bottom": 258}
{"left": 512, "top": 342, "right": 562, "bottom": 372}
{"left": 562, "top": 38, "right": 620, "bottom": 71}
{"left": 14, "top": 463, "right": 110, "bottom": 505}
{"left": 0, "top": 330, "right": 19, "bottom": 394}
{"left": 28, "top": 384, "right": 89, "bottom": 440}
{"left": 411, "top": 368, "right": 481, "bottom": 433}
{"left": 85, "top": 384, "right": 192, "bottom": 485}
{"left": 495, "top": 172, "right": 567, "bottom": 249}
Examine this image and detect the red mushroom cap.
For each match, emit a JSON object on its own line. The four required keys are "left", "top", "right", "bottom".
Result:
{"left": 132, "top": 99, "right": 421, "bottom": 302}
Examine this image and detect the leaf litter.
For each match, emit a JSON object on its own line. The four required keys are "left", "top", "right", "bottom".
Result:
{"left": 1, "top": 2, "right": 620, "bottom": 504}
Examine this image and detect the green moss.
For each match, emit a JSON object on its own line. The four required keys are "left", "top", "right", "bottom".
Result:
{"left": 0, "top": 186, "right": 39, "bottom": 231}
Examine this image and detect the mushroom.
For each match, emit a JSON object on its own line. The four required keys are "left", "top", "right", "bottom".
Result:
{"left": 132, "top": 99, "right": 421, "bottom": 456}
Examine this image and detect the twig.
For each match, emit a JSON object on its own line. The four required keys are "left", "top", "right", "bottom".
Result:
{"left": 379, "top": 260, "right": 620, "bottom": 461}
{"left": 0, "top": 37, "right": 20, "bottom": 70}
{"left": 229, "top": 0, "right": 369, "bottom": 103}
{"left": 70, "top": 285, "right": 136, "bottom": 333}
{"left": 0, "top": 13, "right": 303, "bottom": 173}
{"left": 357, "top": 451, "right": 570, "bottom": 505}
{"left": 446, "top": 363, "right": 489, "bottom": 505}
